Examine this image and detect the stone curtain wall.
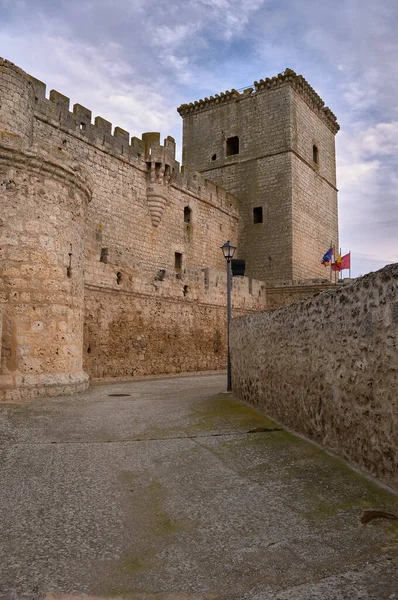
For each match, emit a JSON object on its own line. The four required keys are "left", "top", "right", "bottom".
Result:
{"left": 29, "top": 76, "right": 241, "bottom": 278}
{"left": 0, "top": 58, "right": 268, "bottom": 398}
{"left": 84, "top": 279, "right": 264, "bottom": 379}
{"left": 26, "top": 70, "right": 268, "bottom": 382}
{"left": 231, "top": 264, "right": 398, "bottom": 489}
{"left": 84, "top": 264, "right": 266, "bottom": 378}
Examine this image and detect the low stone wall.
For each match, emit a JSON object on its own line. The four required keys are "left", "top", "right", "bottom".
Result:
{"left": 231, "top": 263, "right": 398, "bottom": 489}
{"left": 266, "top": 281, "right": 345, "bottom": 309}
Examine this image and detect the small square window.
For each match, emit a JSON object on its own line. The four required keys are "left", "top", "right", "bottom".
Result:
{"left": 253, "top": 207, "right": 263, "bottom": 224}
{"left": 226, "top": 136, "right": 239, "bottom": 156}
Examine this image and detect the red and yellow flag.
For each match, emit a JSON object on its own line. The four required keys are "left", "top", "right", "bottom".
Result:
{"left": 332, "top": 253, "right": 342, "bottom": 271}
{"left": 332, "top": 252, "right": 350, "bottom": 272}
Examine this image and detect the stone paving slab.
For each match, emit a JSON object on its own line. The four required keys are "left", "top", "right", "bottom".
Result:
{"left": 0, "top": 374, "right": 397, "bottom": 600}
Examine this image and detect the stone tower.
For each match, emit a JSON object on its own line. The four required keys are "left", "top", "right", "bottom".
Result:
{"left": 178, "top": 69, "right": 340, "bottom": 285}
{"left": 0, "top": 58, "right": 91, "bottom": 400}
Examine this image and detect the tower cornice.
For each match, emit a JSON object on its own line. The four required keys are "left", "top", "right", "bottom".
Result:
{"left": 177, "top": 69, "right": 339, "bottom": 134}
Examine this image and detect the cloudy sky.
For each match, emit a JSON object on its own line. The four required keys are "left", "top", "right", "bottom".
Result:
{"left": 1, "top": 0, "right": 397, "bottom": 277}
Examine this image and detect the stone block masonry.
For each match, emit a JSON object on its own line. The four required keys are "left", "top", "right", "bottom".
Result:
{"left": 1, "top": 56, "right": 340, "bottom": 400}
{"left": 231, "top": 263, "right": 398, "bottom": 490}
{"left": 178, "top": 69, "right": 339, "bottom": 286}
{"left": 0, "top": 132, "right": 92, "bottom": 400}
{"left": 0, "top": 57, "right": 266, "bottom": 400}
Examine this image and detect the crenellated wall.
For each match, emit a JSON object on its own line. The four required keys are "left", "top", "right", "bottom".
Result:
{"left": 1, "top": 57, "right": 344, "bottom": 401}
{"left": 0, "top": 57, "right": 267, "bottom": 399}
{"left": 231, "top": 264, "right": 398, "bottom": 490}
{"left": 28, "top": 73, "right": 241, "bottom": 276}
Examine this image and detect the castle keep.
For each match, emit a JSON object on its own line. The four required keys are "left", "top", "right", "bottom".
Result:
{"left": 178, "top": 70, "right": 339, "bottom": 285}
{"left": 0, "top": 58, "right": 339, "bottom": 401}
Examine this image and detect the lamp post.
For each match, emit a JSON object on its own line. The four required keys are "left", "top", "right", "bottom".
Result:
{"left": 221, "top": 240, "right": 237, "bottom": 392}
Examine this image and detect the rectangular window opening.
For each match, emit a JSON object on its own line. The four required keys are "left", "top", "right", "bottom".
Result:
{"left": 226, "top": 136, "right": 239, "bottom": 157}
{"left": 313, "top": 144, "right": 319, "bottom": 165}
{"left": 175, "top": 252, "right": 182, "bottom": 272}
{"left": 184, "top": 206, "right": 192, "bottom": 223}
{"left": 100, "top": 247, "right": 109, "bottom": 263}
{"left": 253, "top": 206, "right": 263, "bottom": 224}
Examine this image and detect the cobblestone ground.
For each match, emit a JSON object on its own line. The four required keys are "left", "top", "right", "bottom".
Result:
{"left": 0, "top": 373, "right": 397, "bottom": 600}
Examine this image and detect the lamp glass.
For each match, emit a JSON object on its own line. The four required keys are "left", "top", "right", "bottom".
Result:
{"left": 221, "top": 240, "right": 237, "bottom": 261}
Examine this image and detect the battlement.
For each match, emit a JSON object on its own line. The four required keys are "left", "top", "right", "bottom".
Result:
{"left": 177, "top": 88, "right": 242, "bottom": 117}
{"left": 0, "top": 62, "right": 239, "bottom": 219}
{"left": 142, "top": 131, "right": 177, "bottom": 166}
{"left": 177, "top": 68, "right": 339, "bottom": 134}
{"left": 254, "top": 69, "right": 339, "bottom": 134}
{"left": 29, "top": 75, "right": 152, "bottom": 161}
{"left": 30, "top": 78, "right": 238, "bottom": 217}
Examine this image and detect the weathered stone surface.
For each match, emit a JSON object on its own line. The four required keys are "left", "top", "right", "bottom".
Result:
{"left": 0, "top": 57, "right": 269, "bottom": 399}
{"left": 179, "top": 73, "right": 338, "bottom": 285}
{"left": 0, "top": 137, "right": 91, "bottom": 401}
{"left": 231, "top": 263, "right": 398, "bottom": 489}
{"left": 83, "top": 283, "right": 264, "bottom": 379}
{"left": 0, "top": 57, "right": 35, "bottom": 144}
{"left": 266, "top": 280, "right": 346, "bottom": 309}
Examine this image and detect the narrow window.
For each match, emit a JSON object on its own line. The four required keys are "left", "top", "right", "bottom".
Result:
{"left": 184, "top": 206, "right": 191, "bottom": 223}
{"left": 80, "top": 122, "right": 86, "bottom": 131}
{"left": 100, "top": 248, "right": 109, "bottom": 263}
{"left": 253, "top": 206, "right": 263, "bottom": 224}
{"left": 313, "top": 144, "right": 319, "bottom": 165}
{"left": 226, "top": 136, "right": 239, "bottom": 156}
{"left": 175, "top": 252, "right": 182, "bottom": 272}
{"left": 211, "top": 154, "right": 217, "bottom": 161}
{"left": 184, "top": 207, "right": 192, "bottom": 240}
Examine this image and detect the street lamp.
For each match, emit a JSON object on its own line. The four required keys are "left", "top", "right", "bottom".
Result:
{"left": 221, "top": 240, "right": 237, "bottom": 391}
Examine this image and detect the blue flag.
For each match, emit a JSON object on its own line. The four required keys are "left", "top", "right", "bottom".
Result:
{"left": 321, "top": 247, "right": 333, "bottom": 266}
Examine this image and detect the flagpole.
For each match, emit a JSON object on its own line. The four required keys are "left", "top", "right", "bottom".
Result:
{"left": 339, "top": 247, "right": 341, "bottom": 282}
{"left": 349, "top": 251, "right": 351, "bottom": 279}
{"left": 330, "top": 241, "right": 333, "bottom": 282}
{"left": 333, "top": 243, "right": 336, "bottom": 284}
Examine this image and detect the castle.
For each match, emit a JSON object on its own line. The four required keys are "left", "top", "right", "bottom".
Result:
{"left": 0, "top": 58, "right": 339, "bottom": 401}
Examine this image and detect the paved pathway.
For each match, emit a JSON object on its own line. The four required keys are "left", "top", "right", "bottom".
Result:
{"left": 1, "top": 374, "right": 398, "bottom": 600}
